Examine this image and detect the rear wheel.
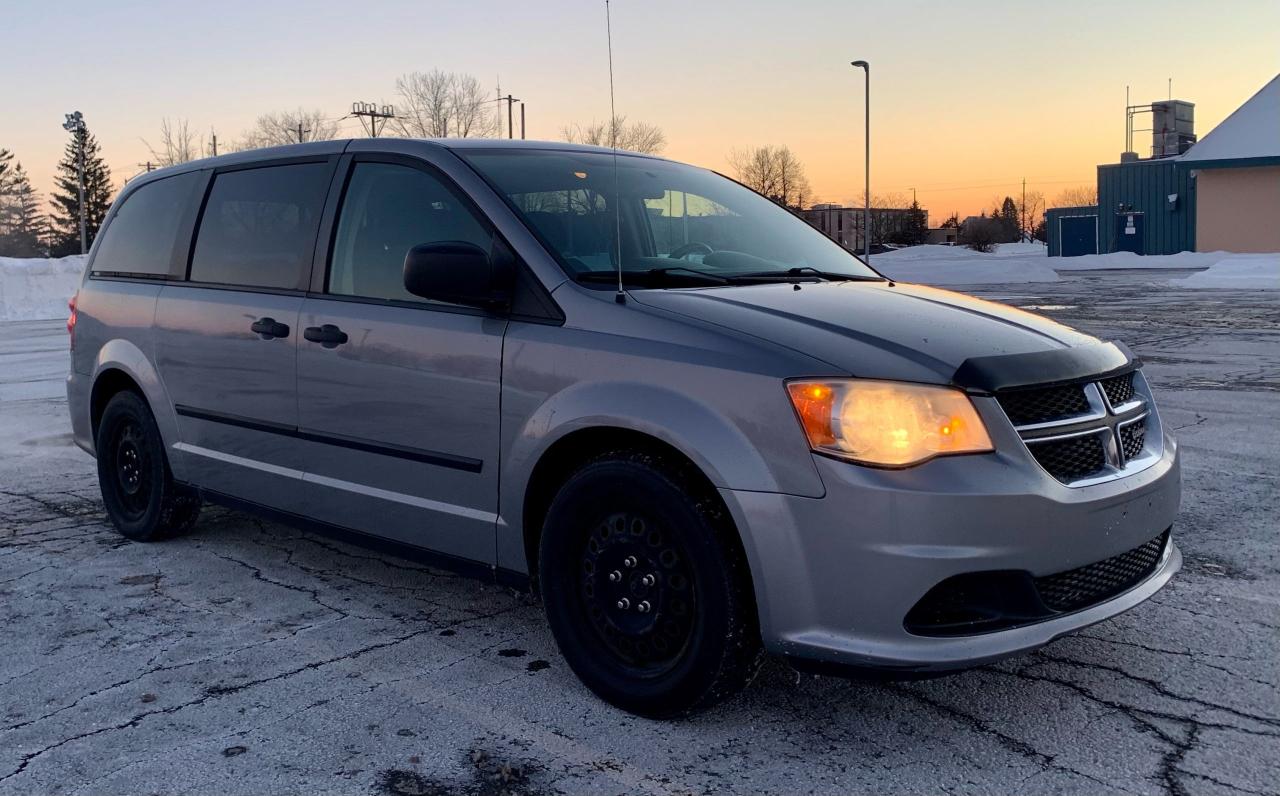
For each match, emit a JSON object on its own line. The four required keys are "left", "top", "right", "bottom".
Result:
{"left": 95, "top": 391, "right": 200, "bottom": 541}
{"left": 538, "top": 451, "right": 762, "bottom": 717}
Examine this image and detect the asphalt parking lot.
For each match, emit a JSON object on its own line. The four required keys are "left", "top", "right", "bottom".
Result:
{"left": 1, "top": 269, "right": 1277, "bottom": 796}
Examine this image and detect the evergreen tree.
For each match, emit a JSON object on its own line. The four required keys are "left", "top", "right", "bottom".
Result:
{"left": 0, "top": 161, "right": 47, "bottom": 257}
{"left": 48, "top": 122, "right": 113, "bottom": 257}
{"left": 999, "top": 196, "right": 1019, "bottom": 243}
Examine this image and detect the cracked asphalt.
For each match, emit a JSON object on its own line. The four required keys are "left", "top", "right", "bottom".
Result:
{"left": 1, "top": 268, "right": 1277, "bottom": 795}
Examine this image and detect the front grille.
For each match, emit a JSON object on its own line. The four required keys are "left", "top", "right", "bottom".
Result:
{"left": 1119, "top": 418, "right": 1147, "bottom": 460}
{"left": 1027, "top": 433, "right": 1108, "bottom": 483}
{"left": 905, "top": 530, "right": 1171, "bottom": 636}
{"left": 1035, "top": 531, "right": 1168, "bottom": 613}
{"left": 996, "top": 384, "right": 1090, "bottom": 426}
{"left": 993, "top": 368, "right": 1156, "bottom": 486}
{"left": 1100, "top": 372, "right": 1135, "bottom": 406}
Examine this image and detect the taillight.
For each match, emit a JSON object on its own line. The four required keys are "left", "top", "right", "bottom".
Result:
{"left": 67, "top": 293, "right": 77, "bottom": 349}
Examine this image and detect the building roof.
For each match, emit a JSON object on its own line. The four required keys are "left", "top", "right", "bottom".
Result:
{"left": 1180, "top": 73, "right": 1280, "bottom": 166}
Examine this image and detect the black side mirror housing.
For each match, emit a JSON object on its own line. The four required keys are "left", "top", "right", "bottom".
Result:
{"left": 402, "top": 240, "right": 513, "bottom": 311}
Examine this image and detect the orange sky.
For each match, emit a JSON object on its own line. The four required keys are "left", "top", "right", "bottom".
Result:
{"left": 3, "top": 0, "right": 1277, "bottom": 222}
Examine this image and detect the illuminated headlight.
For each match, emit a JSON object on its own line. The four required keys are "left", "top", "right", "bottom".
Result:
{"left": 786, "top": 379, "right": 994, "bottom": 467}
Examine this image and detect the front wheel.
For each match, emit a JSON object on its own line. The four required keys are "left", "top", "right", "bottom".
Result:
{"left": 538, "top": 451, "right": 762, "bottom": 717}
{"left": 95, "top": 391, "right": 200, "bottom": 541}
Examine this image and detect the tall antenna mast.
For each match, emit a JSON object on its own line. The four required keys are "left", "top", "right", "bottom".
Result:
{"left": 606, "top": 0, "right": 625, "bottom": 304}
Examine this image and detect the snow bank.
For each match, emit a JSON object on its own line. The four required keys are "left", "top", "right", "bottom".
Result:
{"left": 871, "top": 243, "right": 1060, "bottom": 284}
{"left": 869, "top": 243, "right": 1280, "bottom": 287}
{"left": 1174, "top": 255, "right": 1280, "bottom": 290}
{"left": 0, "top": 256, "right": 86, "bottom": 322}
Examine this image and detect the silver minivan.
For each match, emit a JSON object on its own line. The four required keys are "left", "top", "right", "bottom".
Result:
{"left": 66, "top": 139, "right": 1181, "bottom": 717}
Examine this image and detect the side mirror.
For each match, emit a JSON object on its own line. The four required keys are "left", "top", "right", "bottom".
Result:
{"left": 403, "top": 241, "right": 512, "bottom": 311}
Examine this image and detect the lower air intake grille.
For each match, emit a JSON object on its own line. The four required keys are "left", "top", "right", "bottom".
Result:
{"left": 904, "top": 530, "right": 1171, "bottom": 636}
{"left": 1035, "top": 531, "right": 1168, "bottom": 613}
{"left": 1027, "top": 433, "right": 1108, "bottom": 483}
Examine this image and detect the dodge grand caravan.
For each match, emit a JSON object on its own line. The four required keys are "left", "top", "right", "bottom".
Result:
{"left": 67, "top": 139, "right": 1180, "bottom": 717}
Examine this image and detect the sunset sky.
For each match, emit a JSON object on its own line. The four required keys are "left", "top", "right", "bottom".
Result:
{"left": 4, "top": 0, "right": 1278, "bottom": 221}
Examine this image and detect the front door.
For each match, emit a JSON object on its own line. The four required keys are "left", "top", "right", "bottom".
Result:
{"left": 294, "top": 157, "right": 506, "bottom": 565}
{"left": 155, "top": 159, "right": 334, "bottom": 512}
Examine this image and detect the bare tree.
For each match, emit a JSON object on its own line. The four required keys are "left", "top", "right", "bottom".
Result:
{"left": 727, "top": 145, "right": 811, "bottom": 209}
{"left": 1051, "top": 185, "right": 1098, "bottom": 208}
{"left": 1018, "top": 190, "right": 1045, "bottom": 242}
{"left": 144, "top": 118, "right": 202, "bottom": 167}
{"left": 451, "top": 73, "right": 500, "bottom": 138}
{"left": 562, "top": 116, "right": 666, "bottom": 154}
{"left": 851, "top": 190, "right": 911, "bottom": 244}
{"left": 961, "top": 217, "right": 1001, "bottom": 252}
{"left": 392, "top": 70, "right": 500, "bottom": 138}
{"left": 235, "top": 109, "right": 340, "bottom": 150}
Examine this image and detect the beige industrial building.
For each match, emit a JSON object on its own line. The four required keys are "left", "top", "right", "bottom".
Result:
{"left": 1183, "top": 74, "right": 1279, "bottom": 253}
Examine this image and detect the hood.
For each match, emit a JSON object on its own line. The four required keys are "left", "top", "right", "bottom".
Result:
{"left": 630, "top": 280, "right": 1119, "bottom": 389}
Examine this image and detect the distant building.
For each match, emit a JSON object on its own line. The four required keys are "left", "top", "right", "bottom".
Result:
{"left": 800, "top": 204, "right": 922, "bottom": 249}
{"left": 926, "top": 227, "right": 959, "bottom": 245}
{"left": 1046, "top": 73, "right": 1279, "bottom": 256}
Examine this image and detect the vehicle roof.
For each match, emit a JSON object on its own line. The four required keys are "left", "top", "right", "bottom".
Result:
{"left": 120, "top": 137, "right": 672, "bottom": 198}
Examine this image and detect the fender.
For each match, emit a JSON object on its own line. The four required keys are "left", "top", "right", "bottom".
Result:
{"left": 92, "top": 338, "right": 188, "bottom": 482}
{"left": 496, "top": 378, "right": 826, "bottom": 573}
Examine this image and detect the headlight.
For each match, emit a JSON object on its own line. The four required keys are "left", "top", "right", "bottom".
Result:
{"left": 786, "top": 379, "right": 993, "bottom": 467}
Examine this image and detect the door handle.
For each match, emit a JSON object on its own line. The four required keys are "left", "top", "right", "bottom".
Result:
{"left": 250, "top": 317, "right": 290, "bottom": 340}
{"left": 303, "top": 324, "right": 349, "bottom": 348}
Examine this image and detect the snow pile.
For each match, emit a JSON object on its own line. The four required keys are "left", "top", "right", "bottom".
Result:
{"left": 871, "top": 243, "right": 1060, "bottom": 284}
{"left": 0, "top": 256, "right": 86, "bottom": 322}
{"left": 1174, "top": 255, "right": 1280, "bottom": 290}
{"left": 1050, "top": 249, "right": 1251, "bottom": 271}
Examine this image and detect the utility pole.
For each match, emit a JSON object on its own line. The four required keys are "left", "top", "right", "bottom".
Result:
{"left": 352, "top": 102, "right": 396, "bottom": 137}
{"left": 1023, "top": 178, "right": 1029, "bottom": 241}
{"left": 62, "top": 111, "right": 87, "bottom": 255}
{"left": 210, "top": 130, "right": 218, "bottom": 157}
{"left": 497, "top": 94, "right": 520, "bottom": 139}
{"left": 296, "top": 121, "right": 308, "bottom": 143}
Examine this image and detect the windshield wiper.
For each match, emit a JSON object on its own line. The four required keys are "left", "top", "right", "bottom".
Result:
{"left": 736, "top": 266, "right": 884, "bottom": 282}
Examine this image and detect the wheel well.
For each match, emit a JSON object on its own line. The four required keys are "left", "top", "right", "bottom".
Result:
{"left": 90, "top": 369, "right": 144, "bottom": 437}
{"left": 522, "top": 427, "right": 736, "bottom": 587}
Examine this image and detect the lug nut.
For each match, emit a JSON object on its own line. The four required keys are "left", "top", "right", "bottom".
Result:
{"left": 623, "top": 556, "right": 637, "bottom": 568}
{"left": 616, "top": 598, "right": 630, "bottom": 610}
{"left": 637, "top": 601, "right": 651, "bottom": 613}
{"left": 608, "top": 570, "right": 622, "bottom": 582}
{"left": 640, "top": 574, "right": 656, "bottom": 587}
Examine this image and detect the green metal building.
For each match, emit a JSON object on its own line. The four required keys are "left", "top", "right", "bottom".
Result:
{"left": 1046, "top": 158, "right": 1197, "bottom": 257}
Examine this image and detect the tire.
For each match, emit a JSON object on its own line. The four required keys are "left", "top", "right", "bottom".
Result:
{"left": 95, "top": 391, "right": 201, "bottom": 541}
{"left": 538, "top": 451, "right": 762, "bottom": 718}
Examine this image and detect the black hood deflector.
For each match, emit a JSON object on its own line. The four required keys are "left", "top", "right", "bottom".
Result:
{"left": 953, "top": 342, "right": 1139, "bottom": 393}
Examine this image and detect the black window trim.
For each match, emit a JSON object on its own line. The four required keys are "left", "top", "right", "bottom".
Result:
{"left": 183, "top": 154, "right": 340, "bottom": 292}
{"left": 308, "top": 152, "right": 510, "bottom": 318}
{"left": 89, "top": 168, "right": 209, "bottom": 282}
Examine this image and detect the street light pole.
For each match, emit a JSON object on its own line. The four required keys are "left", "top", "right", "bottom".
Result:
{"left": 62, "top": 111, "right": 87, "bottom": 255}
{"left": 851, "top": 60, "right": 869, "bottom": 263}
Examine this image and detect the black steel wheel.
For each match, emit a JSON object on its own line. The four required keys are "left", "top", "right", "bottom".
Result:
{"left": 539, "top": 450, "right": 762, "bottom": 717}
{"left": 95, "top": 390, "right": 201, "bottom": 541}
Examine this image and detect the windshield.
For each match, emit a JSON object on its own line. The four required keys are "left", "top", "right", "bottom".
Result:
{"left": 459, "top": 149, "right": 882, "bottom": 286}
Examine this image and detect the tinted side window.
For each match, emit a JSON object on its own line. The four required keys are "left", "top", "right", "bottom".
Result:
{"left": 92, "top": 171, "right": 201, "bottom": 277}
{"left": 189, "top": 163, "right": 330, "bottom": 289}
{"left": 328, "top": 162, "right": 492, "bottom": 303}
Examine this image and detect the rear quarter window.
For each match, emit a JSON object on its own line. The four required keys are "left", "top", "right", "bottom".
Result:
{"left": 91, "top": 171, "right": 202, "bottom": 278}
{"left": 189, "top": 162, "right": 331, "bottom": 290}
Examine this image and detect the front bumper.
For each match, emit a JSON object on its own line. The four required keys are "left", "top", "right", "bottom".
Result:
{"left": 722, "top": 431, "right": 1181, "bottom": 674}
